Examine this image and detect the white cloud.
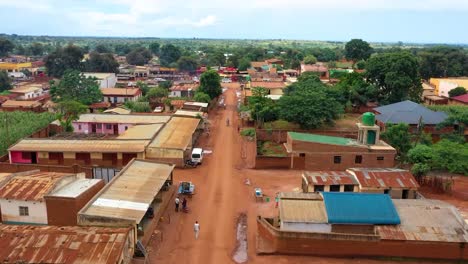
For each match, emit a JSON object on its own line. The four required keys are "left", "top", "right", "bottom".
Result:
{"left": 0, "top": 0, "right": 52, "bottom": 11}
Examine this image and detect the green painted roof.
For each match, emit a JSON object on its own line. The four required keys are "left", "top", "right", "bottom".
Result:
{"left": 288, "top": 132, "right": 355, "bottom": 146}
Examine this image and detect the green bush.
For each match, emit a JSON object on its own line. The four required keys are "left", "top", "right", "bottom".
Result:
{"left": 240, "top": 128, "right": 256, "bottom": 138}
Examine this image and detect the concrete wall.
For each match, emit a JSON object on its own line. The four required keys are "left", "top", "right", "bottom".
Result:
{"left": 0, "top": 199, "right": 47, "bottom": 224}
{"left": 103, "top": 95, "right": 140, "bottom": 104}
{"left": 98, "top": 74, "right": 117, "bottom": 88}
{"left": 45, "top": 180, "right": 105, "bottom": 226}
{"left": 73, "top": 123, "right": 135, "bottom": 135}
{"left": 257, "top": 217, "right": 468, "bottom": 260}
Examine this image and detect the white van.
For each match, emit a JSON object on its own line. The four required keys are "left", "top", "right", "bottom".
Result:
{"left": 191, "top": 148, "right": 203, "bottom": 164}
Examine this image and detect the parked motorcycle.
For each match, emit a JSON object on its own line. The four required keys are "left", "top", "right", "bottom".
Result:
{"left": 185, "top": 160, "right": 198, "bottom": 168}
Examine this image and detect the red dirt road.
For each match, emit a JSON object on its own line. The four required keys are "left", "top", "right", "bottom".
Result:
{"left": 149, "top": 84, "right": 455, "bottom": 264}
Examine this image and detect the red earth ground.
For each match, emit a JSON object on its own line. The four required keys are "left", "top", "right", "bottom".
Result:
{"left": 145, "top": 83, "right": 464, "bottom": 264}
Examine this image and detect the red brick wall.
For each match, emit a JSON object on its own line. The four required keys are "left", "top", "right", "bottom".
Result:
{"left": 301, "top": 152, "right": 395, "bottom": 171}
{"left": 45, "top": 180, "right": 105, "bottom": 226}
{"left": 255, "top": 156, "right": 304, "bottom": 170}
{"left": 257, "top": 218, "right": 468, "bottom": 260}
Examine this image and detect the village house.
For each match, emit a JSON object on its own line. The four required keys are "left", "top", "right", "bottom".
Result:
{"left": 284, "top": 113, "right": 396, "bottom": 170}
{"left": 101, "top": 87, "right": 142, "bottom": 105}
{"left": 257, "top": 192, "right": 468, "bottom": 261}
{"left": 182, "top": 101, "right": 209, "bottom": 112}
{"left": 83, "top": 72, "right": 117, "bottom": 88}
{"left": 449, "top": 94, "right": 468, "bottom": 105}
{"left": 72, "top": 114, "right": 170, "bottom": 135}
{"left": 9, "top": 84, "right": 46, "bottom": 100}
{"left": 301, "top": 171, "right": 359, "bottom": 193}
{"left": 300, "top": 63, "right": 329, "bottom": 79}
{"left": 429, "top": 77, "right": 468, "bottom": 97}
{"left": 249, "top": 81, "right": 286, "bottom": 95}
{"left": 373, "top": 100, "right": 450, "bottom": 140}
{"left": 169, "top": 83, "right": 198, "bottom": 98}
{"left": 0, "top": 170, "right": 103, "bottom": 225}
{"left": 78, "top": 159, "right": 175, "bottom": 246}
{"left": 0, "top": 225, "right": 135, "bottom": 264}
{"left": 0, "top": 100, "right": 43, "bottom": 112}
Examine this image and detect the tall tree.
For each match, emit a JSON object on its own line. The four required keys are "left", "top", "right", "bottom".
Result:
{"left": 0, "top": 71, "right": 12, "bottom": 92}
{"left": 345, "top": 39, "right": 373, "bottom": 63}
{"left": 44, "top": 44, "right": 84, "bottom": 78}
{"left": 94, "top": 44, "right": 111, "bottom": 53}
{"left": 56, "top": 100, "right": 88, "bottom": 132}
{"left": 198, "top": 70, "right": 222, "bottom": 99}
{"left": 177, "top": 56, "right": 198, "bottom": 72}
{"left": 28, "top": 42, "right": 44, "bottom": 56}
{"left": 149, "top": 42, "right": 161, "bottom": 56}
{"left": 381, "top": 123, "right": 412, "bottom": 159}
{"left": 448, "top": 87, "right": 467, "bottom": 97}
{"left": 85, "top": 52, "right": 119, "bottom": 73}
{"left": 418, "top": 47, "right": 468, "bottom": 79}
{"left": 303, "top": 55, "right": 317, "bottom": 65}
{"left": 238, "top": 58, "right": 251, "bottom": 71}
{"left": 193, "top": 92, "right": 211, "bottom": 103}
{"left": 366, "top": 51, "right": 422, "bottom": 104}
{"left": 50, "top": 70, "right": 102, "bottom": 105}
{"left": 0, "top": 38, "right": 14, "bottom": 57}
{"left": 126, "top": 47, "right": 152, "bottom": 66}
{"left": 159, "top": 44, "right": 182, "bottom": 66}
{"left": 147, "top": 87, "right": 168, "bottom": 103}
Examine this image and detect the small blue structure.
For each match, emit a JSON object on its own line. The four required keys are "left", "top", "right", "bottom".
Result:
{"left": 322, "top": 192, "right": 400, "bottom": 225}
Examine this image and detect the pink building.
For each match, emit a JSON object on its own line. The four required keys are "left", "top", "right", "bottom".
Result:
{"left": 72, "top": 114, "right": 171, "bottom": 135}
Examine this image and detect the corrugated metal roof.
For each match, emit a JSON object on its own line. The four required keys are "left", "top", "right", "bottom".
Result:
{"left": 250, "top": 81, "right": 286, "bottom": 89}
{"left": 1, "top": 100, "right": 42, "bottom": 108}
{"left": 103, "top": 107, "right": 131, "bottom": 115}
{"left": 303, "top": 171, "right": 358, "bottom": 186}
{"left": 280, "top": 199, "right": 328, "bottom": 223}
{"left": 48, "top": 179, "right": 103, "bottom": 198}
{"left": 9, "top": 139, "right": 149, "bottom": 153}
{"left": 0, "top": 225, "right": 131, "bottom": 264}
{"left": 374, "top": 100, "right": 447, "bottom": 125}
{"left": 322, "top": 192, "right": 401, "bottom": 225}
{"left": 377, "top": 199, "right": 468, "bottom": 242}
{"left": 347, "top": 168, "right": 419, "bottom": 189}
{"left": 75, "top": 113, "right": 171, "bottom": 124}
{"left": 149, "top": 117, "right": 200, "bottom": 150}
{"left": 173, "top": 110, "right": 204, "bottom": 118}
{"left": 279, "top": 192, "right": 323, "bottom": 200}
{"left": 116, "top": 124, "right": 164, "bottom": 140}
{"left": 184, "top": 102, "right": 208, "bottom": 108}
{"left": 0, "top": 172, "right": 72, "bottom": 201}
{"left": 79, "top": 159, "right": 175, "bottom": 224}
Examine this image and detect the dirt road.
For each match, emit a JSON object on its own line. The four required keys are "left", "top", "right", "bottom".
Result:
{"left": 150, "top": 84, "right": 448, "bottom": 264}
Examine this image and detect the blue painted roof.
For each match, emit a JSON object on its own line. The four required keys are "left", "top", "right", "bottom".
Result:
{"left": 322, "top": 192, "right": 400, "bottom": 225}
{"left": 373, "top": 100, "right": 447, "bottom": 125}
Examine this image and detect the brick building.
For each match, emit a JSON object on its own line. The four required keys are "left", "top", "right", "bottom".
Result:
{"left": 0, "top": 171, "right": 103, "bottom": 225}
{"left": 257, "top": 192, "right": 468, "bottom": 261}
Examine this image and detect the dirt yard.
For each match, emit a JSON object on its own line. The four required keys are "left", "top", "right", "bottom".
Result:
{"left": 146, "top": 83, "right": 462, "bottom": 264}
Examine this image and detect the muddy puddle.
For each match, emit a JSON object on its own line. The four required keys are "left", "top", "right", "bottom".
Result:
{"left": 232, "top": 213, "right": 248, "bottom": 263}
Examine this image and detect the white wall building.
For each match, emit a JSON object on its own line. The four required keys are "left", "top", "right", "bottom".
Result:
{"left": 83, "top": 73, "right": 117, "bottom": 88}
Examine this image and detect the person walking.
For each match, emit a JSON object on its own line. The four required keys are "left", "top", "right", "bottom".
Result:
{"left": 182, "top": 197, "right": 187, "bottom": 212}
{"left": 194, "top": 221, "right": 200, "bottom": 239}
{"left": 175, "top": 197, "right": 180, "bottom": 212}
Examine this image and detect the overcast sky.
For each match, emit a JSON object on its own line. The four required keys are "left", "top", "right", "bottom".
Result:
{"left": 0, "top": 0, "right": 467, "bottom": 44}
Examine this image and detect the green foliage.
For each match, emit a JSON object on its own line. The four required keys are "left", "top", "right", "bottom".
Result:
{"left": 247, "top": 88, "right": 279, "bottom": 123}
{"left": 136, "top": 81, "right": 150, "bottom": 96}
{"left": 50, "top": 70, "right": 102, "bottom": 105}
{"left": 160, "top": 44, "right": 182, "bottom": 66}
{"left": 240, "top": 128, "right": 256, "bottom": 138}
{"left": 345, "top": 39, "right": 373, "bottom": 62}
{"left": 303, "top": 55, "right": 317, "bottom": 65}
{"left": 355, "top": 60, "right": 366, "bottom": 70}
{"left": 408, "top": 144, "right": 434, "bottom": 164}
{"left": 333, "top": 72, "right": 378, "bottom": 109}
{"left": 0, "top": 37, "right": 14, "bottom": 57}
{"left": 448, "top": 87, "right": 467, "bottom": 97}
{"left": 238, "top": 58, "right": 251, "bottom": 71}
{"left": 278, "top": 76, "right": 343, "bottom": 129}
{"left": 411, "top": 163, "right": 430, "bottom": 178}
{"left": 28, "top": 42, "right": 44, "bottom": 56}
{"left": 429, "top": 105, "right": 468, "bottom": 134}
{"left": 0, "top": 112, "right": 56, "bottom": 155}
{"left": 193, "top": 92, "right": 211, "bottom": 103}
{"left": 114, "top": 44, "right": 131, "bottom": 56}
{"left": 418, "top": 47, "right": 468, "bottom": 80}
{"left": 257, "top": 141, "right": 287, "bottom": 157}
{"left": 124, "top": 101, "right": 151, "bottom": 112}
{"left": 146, "top": 87, "right": 168, "bottom": 102}
{"left": 177, "top": 56, "right": 198, "bottom": 72}
{"left": 85, "top": 52, "right": 119, "bottom": 73}
{"left": 56, "top": 100, "right": 88, "bottom": 132}
{"left": 366, "top": 51, "right": 422, "bottom": 104}
{"left": 432, "top": 140, "right": 468, "bottom": 175}
{"left": 263, "top": 120, "right": 300, "bottom": 130}
{"left": 381, "top": 123, "right": 412, "bottom": 158}
{"left": 44, "top": 44, "right": 84, "bottom": 78}
{"left": 208, "top": 50, "right": 225, "bottom": 66}
{"left": 158, "top": 81, "right": 172, "bottom": 89}
{"left": 198, "top": 70, "right": 222, "bottom": 99}
{"left": 126, "top": 47, "right": 152, "bottom": 66}
{"left": 94, "top": 44, "right": 111, "bottom": 53}
{"left": 0, "top": 70, "right": 12, "bottom": 92}
{"left": 149, "top": 42, "right": 160, "bottom": 56}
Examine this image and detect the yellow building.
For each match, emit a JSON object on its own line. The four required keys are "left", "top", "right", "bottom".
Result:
{"left": 430, "top": 77, "right": 468, "bottom": 97}
{"left": 0, "top": 62, "right": 33, "bottom": 72}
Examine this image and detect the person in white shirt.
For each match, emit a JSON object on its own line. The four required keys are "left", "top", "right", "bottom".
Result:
{"left": 175, "top": 197, "right": 180, "bottom": 212}
{"left": 194, "top": 221, "right": 200, "bottom": 239}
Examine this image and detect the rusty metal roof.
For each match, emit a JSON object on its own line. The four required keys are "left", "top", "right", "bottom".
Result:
{"left": 79, "top": 159, "right": 175, "bottom": 224}
{"left": 0, "top": 172, "right": 73, "bottom": 201}
{"left": 280, "top": 199, "right": 328, "bottom": 223}
{"left": 149, "top": 117, "right": 200, "bottom": 150}
{"left": 303, "top": 171, "right": 358, "bottom": 186}
{"left": 74, "top": 113, "right": 171, "bottom": 124}
{"left": 347, "top": 168, "right": 419, "bottom": 189}
{"left": 0, "top": 225, "right": 131, "bottom": 264}
{"left": 377, "top": 199, "right": 468, "bottom": 243}
{"left": 116, "top": 124, "right": 164, "bottom": 140}
{"left": 9, "top": 139, "right": 149, "bottom": 153}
